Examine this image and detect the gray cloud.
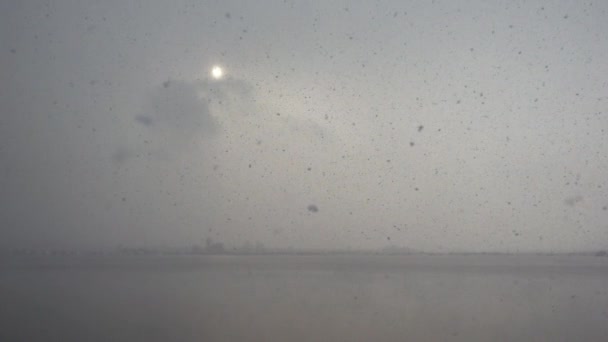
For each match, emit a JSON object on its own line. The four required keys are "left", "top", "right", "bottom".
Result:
{"left": 142, "top": 80, "right": 217, "bottom": 136}
{"left": 115, "top": 79, "right": 219, "bottom": 164}
{"left": 139, "top": 80, "right": 217, "bottom": 148}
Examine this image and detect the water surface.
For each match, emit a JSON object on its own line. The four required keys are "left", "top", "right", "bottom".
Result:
{"left": 1, "top": 255, "right": 607, "bottom": 341}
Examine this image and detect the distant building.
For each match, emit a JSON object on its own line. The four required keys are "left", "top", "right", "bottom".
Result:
{"left": 205, "top": 238, "right": 225, "bottom": 254}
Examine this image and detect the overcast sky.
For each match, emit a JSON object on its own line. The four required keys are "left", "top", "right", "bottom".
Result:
{"left": 1, "top": 0, "right": 608, "bottom": 252}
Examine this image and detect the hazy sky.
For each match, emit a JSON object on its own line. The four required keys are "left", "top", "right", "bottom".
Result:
{"left": 1, "top": 0, "right": 607, "bottom": 252}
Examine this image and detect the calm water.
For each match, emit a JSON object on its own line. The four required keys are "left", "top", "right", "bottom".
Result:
{"left": 1, "top": 255, "right": 608, "bottom": 341}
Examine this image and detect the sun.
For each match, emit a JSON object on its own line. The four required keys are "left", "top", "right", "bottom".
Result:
{"left": 211, "top": 65, "right": 224, "bottom": 79}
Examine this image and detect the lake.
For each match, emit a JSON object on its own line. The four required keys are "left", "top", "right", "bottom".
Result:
{"left": 1, "top": 254, "right": 607, "bottom": 341}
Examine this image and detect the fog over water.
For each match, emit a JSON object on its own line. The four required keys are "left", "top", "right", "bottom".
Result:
{"left": 2, "top": 0, "right": 608, "bottom": 253}
{"left": 3, "top": 2, "right": 608, "bottom": 341}
{"left": 1, "top": 255, "right": 608, "bottom": 342}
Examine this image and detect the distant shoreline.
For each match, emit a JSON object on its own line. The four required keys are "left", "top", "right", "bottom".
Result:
{"left": 1, "top": 249, "right": 608, "bottom": 258}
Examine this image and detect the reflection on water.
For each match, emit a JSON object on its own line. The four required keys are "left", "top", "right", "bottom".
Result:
{"left": 1, "top": 255, "right": 607, "bottom": 342}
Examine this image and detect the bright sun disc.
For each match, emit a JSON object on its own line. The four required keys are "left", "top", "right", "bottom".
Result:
{"left": 211, "top": 66, "right": 223, "bottom": 79}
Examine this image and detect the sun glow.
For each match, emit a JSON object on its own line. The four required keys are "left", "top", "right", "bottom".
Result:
{"left": 211, "top": 65, "right": 224, "bottom": 79}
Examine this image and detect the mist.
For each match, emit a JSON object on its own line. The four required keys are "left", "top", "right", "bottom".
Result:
{"left": 2, "top": 1, "right": 608, "bottom": 254}
{"left": 4, "top": 2, "right": 608, "bottom": 342}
